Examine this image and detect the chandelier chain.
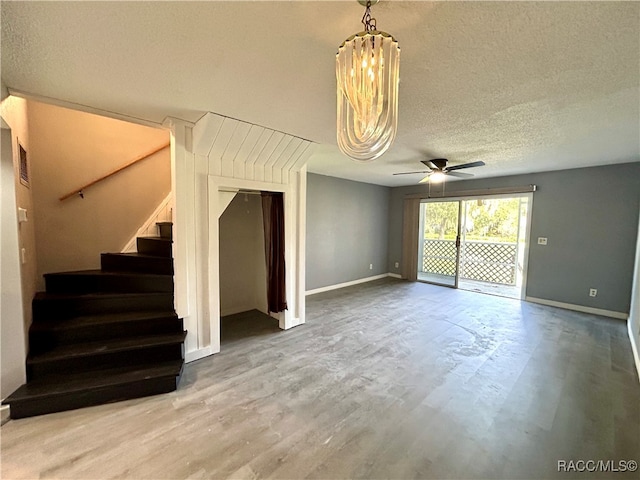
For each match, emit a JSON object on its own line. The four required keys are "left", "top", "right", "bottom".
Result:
{"left": 361, "top": 1, "right": 377, "bottom": 31}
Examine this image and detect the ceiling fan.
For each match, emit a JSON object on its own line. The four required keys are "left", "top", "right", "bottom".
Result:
{"left": 393, "top": 158, "right": 486, "bottom": 183}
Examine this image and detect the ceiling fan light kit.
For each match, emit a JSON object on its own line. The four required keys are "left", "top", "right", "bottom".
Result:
{"left": 424, "top": 171, "right": 446, "bottom": 183}
{"left": 336, "top": 0, "right": 400, "bottom": 162}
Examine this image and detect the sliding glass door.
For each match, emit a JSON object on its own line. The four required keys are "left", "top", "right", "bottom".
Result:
{"left": 417, "top": 194, "right": 532, "bottom": 299}
{"left": 417, "top": 200, "right": 461, "bottom": 287}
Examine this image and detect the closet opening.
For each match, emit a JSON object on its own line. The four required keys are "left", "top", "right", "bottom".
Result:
{"left": 218, "top": 190, "right": 284, "bottom": 345}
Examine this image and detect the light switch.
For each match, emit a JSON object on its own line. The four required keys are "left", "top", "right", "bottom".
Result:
{"left": 18, "top": 208, "right": 27, "bottom": 223}
{"left": 21, "top": 248, "right": 26, "bottom": 264}
{"left": 537, "top": 237, "right": 548, "bottom": 245}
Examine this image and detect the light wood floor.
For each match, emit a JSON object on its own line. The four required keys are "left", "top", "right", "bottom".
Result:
{"left": 2, "top": 278, "right": 639, "bottom": 479}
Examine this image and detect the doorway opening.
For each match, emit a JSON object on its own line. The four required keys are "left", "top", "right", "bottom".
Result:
{"left": 417, "top": 194, "right": 532, "bottom": 299}
{"left": 218, "top": 191, "right": 274, "bottom": 344}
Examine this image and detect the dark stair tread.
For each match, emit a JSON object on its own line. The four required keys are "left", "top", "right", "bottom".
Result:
{"left": 138, "top": 236, "right": 172, "bottom": 243}
{"left": 28, "top": 332, "right": 187, "bottom": 364}
{"left": 34, "top": 291, "right": 172, "bottom": 301}
{"left": 3, "top": 360, "right": 183, "bottom": 402}
{"left": 44, "top": 269, "right": 172, "bottom": 279}
{"left": 102, "top": 252, "right": 171, "bottom": 259}
{"left": 30, "top": 310, "right": 179, "bottom": 332}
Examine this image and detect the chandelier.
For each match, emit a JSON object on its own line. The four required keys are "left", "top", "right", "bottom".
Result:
{"left": 336, "top": 0, "right": 400, "bottom": 162}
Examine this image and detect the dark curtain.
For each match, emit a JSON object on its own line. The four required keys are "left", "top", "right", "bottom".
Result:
{"left": 261, "top": 192, "right": 287, "bottom": 313}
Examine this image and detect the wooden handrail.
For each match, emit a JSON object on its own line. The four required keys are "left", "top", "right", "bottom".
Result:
{"left": 59, "top": 142, "right": 170, "bottom": 201}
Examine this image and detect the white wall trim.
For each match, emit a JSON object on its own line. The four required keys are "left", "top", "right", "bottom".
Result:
{"left": 209, "top": 174, "right": 306, "bottom": 347}
{"left": 121, "top": 193, "right": 173, "bottom": 252}
{"left": 167, "top": 119, "right": 198, "bottom": 356}
{"left": 306, "top": 273, "right": 392, "bottom": 296}
{"left": 8, "top": 88, "right": 164, "bottom": 129}
{"left": 628, "top": 320, "right": 640, "bottom": 382}
{"left": 185, "top": 346, "right": 214, "bottom": 364}
{"left": 388, "top": 273, "right": 402, "bottom": 279}
{"left": 525, "top": 296, "right": 628, "bottom": 320}
{"left": 175, "top": 112, "right": 314, "bottom": 362}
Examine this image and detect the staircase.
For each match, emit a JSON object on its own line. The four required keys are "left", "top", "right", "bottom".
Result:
{"left": 2, "top": 222, "right": 186, "bottom": 419}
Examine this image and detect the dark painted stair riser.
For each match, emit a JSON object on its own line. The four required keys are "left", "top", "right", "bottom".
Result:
{"left": 2, "top": 222, "right": 185, "bottom": 419}
{"left": 32, "top": 292, "right": 175, "bottom": 320}
{"left": 8, "top": 361, "right": 184, "bottom": 419}
{"left": 157, "top": 222, "right": 173, "bottom": 240}
{"left": 29, "top": 312, "right": 183, "bottom": 354}
{"left": 137, "top": 237, "right": 172, "bottom": 257}
{"left": 27, "top": 335, "right": 186, "bottom": 381}
{"left": 44, "top": 271, "right": 173, "bottom": 294}
{"left": 101, "top": 253, "right": 173, "bottom": 275}
{"left": 10, "top": 376, "right": 178, "bottom": 420}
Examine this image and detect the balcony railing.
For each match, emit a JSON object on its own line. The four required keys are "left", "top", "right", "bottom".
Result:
{"left": 421, "top": 239, "right": 518, "bottom": 285}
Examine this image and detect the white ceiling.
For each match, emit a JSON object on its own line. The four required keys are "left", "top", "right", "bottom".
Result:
{"left": 2, "top": 1, "right": 639, "bottom": 186}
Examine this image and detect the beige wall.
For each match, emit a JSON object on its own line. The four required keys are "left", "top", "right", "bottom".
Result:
{"left": 219, "top": 194, "right": 267, "bottom": 316}
{"left": 27, "top": 101, "right": 170, "bottom": 285}
{"left": 0, "top": 96, "right": 38, "bottom": 329}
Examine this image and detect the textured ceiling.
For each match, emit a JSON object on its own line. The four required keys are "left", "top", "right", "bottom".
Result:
{"left": 1, "top": 1, "right": 639, "bottom": 186}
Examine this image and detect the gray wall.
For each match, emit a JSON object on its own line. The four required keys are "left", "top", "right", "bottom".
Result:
{"left": 306, "top": 173, "right": 390, "bottom": 290}
{"left": 388, "top": 162, "right": 640, "bottom": 313}
{"left": 628, "top": 208, "right": 640, "bottom": 378}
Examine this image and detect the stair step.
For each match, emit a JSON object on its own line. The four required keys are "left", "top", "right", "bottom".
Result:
{"left": 29, "top": 332, "right": 187, "bottom": 363}
{"left": 26, "top": 332, "right": 187, "bottom": 380}
{"left": 29, "top": 311, "right": 183, "bottom": 352}
{"left": 3, "top": 216, "right": 184, "bottom": 418}
{"left": 156, "top": 222, "right": 173, "bottom": 240}
{"left": 101, "top": 252, "right": 173, "bottom": 275}
{"left": 137, "top": 237, "right": 172, "bottom": 257}
{"left": 3, "top": 360, "right": 184, "bottom": 419}
{"left": 32, "top": 292, "right": 175, "bottom": 320}
{"left": 44, "top": 270, "right": 173, "bottom": 294}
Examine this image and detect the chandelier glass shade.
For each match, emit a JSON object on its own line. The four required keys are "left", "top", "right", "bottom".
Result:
{"left": 336, "top": 24, "right": 400, "bottom": 162}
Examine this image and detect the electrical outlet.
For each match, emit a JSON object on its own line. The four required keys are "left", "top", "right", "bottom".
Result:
{"left": 395, "top": 262, "right": 399, "bottom": 268}
{"left": 589, "top": 288, "right": 597, "bottom": 297}
{"left": 369, "top": 264, "right": 373, "bottom": 270}
{"left": 537, "top": 237, "right": 548, "bottom": 245}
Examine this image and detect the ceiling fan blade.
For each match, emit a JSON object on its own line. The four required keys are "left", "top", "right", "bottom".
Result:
{"left": 418, "top": 174, "right": 432, "bottom": 184}
{"left": 446, "top": 171, "right": 474, "bottom": 178}
{"left": 393, "top": 170, "right": 431, "bottom": 176}
{"left": 445, "top": 160, "right": 486, "bottom": 172}
{"left": 421, "top": 160, "right": 439, "bottom": 170}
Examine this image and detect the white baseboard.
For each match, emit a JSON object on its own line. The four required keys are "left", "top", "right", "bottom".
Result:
{"left": 1, "top": 405, "right": 10, "bottom": 426}
{"left": 185, "top": 346, "right": 216, "bottom": 364}
{"left": 628, "top": 320, "right": 640, "bottom": 383}
{"left": 525, "top": 296, "right": 628, "bottom": 320}
{"left": 388, "top": 273, "right": 402, "bottom": 279}
{"left": 306, "top": 273, "right": 393, "bottom": 296}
